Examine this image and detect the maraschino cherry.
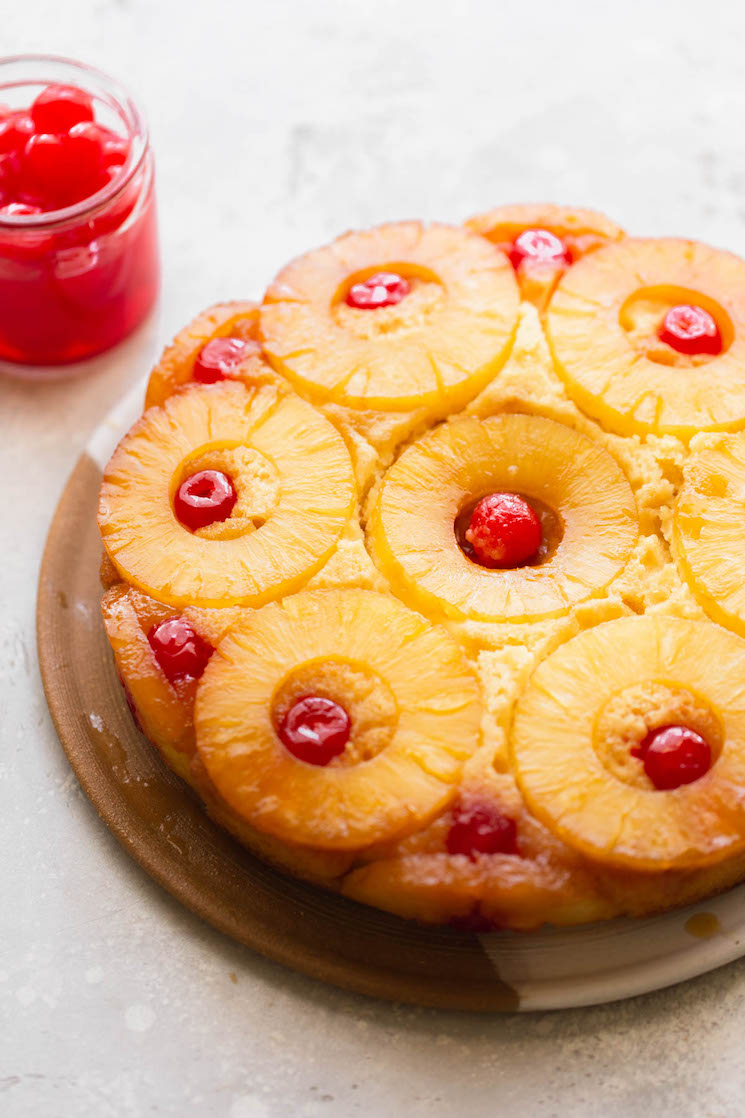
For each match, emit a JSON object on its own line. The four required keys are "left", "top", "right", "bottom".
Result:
{"left": 0, "top": 113, "right": 33, "bottom": 157}
{"left": 464, "top": 492, "right": 542, "bottom": 568}
{"left": 0, "top": 85, "right": 130, "bottom": 214}
{"left": 30, "top": 85, "right": 94, "bottom": 133}
{"left": 147, "top": 617, "right": 213, "bottom": 683}
{"left": 632, "top": 724, "right": 712, "bottom": 791}
{"left": 509, "top": 228, "right": 571, "bottom": 271}
{"left": 278, "top": 695, "right": 351, "bottom": 765}
{"left": 658, "top": 304, "right": 722, "bottom": 356}
{"left": 447, "top": 802, "right": 519, "bottom": 859}
{"left": 193, "top": 337, "right": 253, "bottom": 383}
{"left": 174, "top": 470, "right": 237, "bottom": 531}
{"left": 346, "top": 271, "right": 410, "bottom": 309}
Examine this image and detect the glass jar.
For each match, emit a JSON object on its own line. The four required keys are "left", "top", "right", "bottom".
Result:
{"left": 0, "top": 54, "right": 160, "bottom": 373}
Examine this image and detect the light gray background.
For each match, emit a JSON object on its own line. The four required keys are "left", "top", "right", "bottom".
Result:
{"left": 3, "top": 1, "right": 745, "bottom": 1114}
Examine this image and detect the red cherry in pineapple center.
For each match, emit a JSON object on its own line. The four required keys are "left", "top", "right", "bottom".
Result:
{"left": 509, "top": 228, "right": 571, "bottom": 271}
{"left": 631, "top": 724, "right": 712, "bottom": 790}
{"left": 658, "top": 304, "right": 722, "bottom": 356}
{"left": 147, "top": 616, "right": 213, "bottom": 683}
{"left": 174, "top": 469, "right": 237, "bottom": 531}
{"left": 193, "top": 337, "right": 253, "bottom": 384}
{"left": 278, "top": 696, "right": 351, "bottom": 766}
{"left": 346, "top": 271, "right": 410, "bottom": 309}
{"left": 464, "top": 492, "right": 542, "bottom": 568}
{"left": 447, "top": 802, "right": 519, "bottom": 860}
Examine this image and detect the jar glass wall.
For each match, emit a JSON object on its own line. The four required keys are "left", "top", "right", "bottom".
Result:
{"left": 0, "top": 55, "right": 160, "bottom": 372}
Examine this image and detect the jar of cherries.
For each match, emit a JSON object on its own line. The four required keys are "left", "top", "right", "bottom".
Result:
{"left": 0, "top": 55, "right": 160, "bottom": 372}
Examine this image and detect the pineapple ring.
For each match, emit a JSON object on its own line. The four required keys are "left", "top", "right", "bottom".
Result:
{"left": 368, "top": 413, "right": 638, "bottom": 623}
{"left": 145, "top": 301, "right": 273, "bottom": 410}
{"left": 547, "top": 238, "right": 745, "bottom": 437}
{"left": 465, "top": 203, "right": 624, "bottom": 309}
{"left": 98, "top": 382, "right": 356, "bottom": 608}
{"left": 259, "top": 221, "right": 520, "bottom": 413}
{"left": 673, "top": 431, "right": 745, "bottom": 635}
{"left": 511, "top": 615, "right": 745, "bottom": 871}
{"left": 194, "top": 589, "right": 482, "bottom": 850}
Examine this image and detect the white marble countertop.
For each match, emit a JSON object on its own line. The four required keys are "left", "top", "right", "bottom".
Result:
{"left": 5, "top": 0, "right": 745, "bottom": 1113}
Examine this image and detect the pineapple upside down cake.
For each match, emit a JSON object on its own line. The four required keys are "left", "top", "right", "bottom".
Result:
{"left": 97, "top": 204, "right": 745, "bottom": 931}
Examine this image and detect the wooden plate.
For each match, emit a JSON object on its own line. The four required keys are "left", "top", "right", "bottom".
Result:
{"left": 36, "top": 383, "right": 745, "bottom": 1011}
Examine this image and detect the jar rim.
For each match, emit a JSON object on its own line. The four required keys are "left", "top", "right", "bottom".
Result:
{"left": 0, "top": 53, "right": 150, "bottom": 229}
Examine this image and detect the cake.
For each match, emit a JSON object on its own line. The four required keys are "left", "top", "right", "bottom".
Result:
{"left": 97, "top": 205, "right": 745, "bottom": 931}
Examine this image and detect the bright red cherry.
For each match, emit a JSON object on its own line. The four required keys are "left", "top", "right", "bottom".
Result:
{"left": 30, "top": 84, "right": 94, "bottom": 133}
{"left": 194, "top": 337, "right": 254, "bottom": 383}
{"left": 66, "top": 122, "right": 106, "bottom": 184}
{"left": 446, "top": 802, "right": 519, "bottom": 860}
{"left": 21, "top": 133, "right": 69, "bottom": 198}
{"left": 509, "top": 228, "right": 571, "bottom": 271}
{"left": 22, "top": 127, "right": 105, "bottom": 206}
{"left": 632, "top": 725, "right": 712, "bottom": 791}
{"left": 0, "top": 152, "right": 13, "bottom": 187}
{"left": 464, "top": 492, "right": 542, "bottom": 568}
{"left": 101, "top": 131, "right": 129, "bottom": 169}
{"left": 0, "top": 113, "right": 34, "bottom": 157}
{"left": 278, "top": 695, "right": 351, "bottom": 765}
{"left": 147, "top": 616, "right": 213, "bottom": 683}
{"left": 174, "top": 470, "right": 237, "bottom": 532}
{"left": 346, "top": 271, "right": 410, "bottom": 309}
{"left": 658, "top": 304, "right": 722, "bottom": 356}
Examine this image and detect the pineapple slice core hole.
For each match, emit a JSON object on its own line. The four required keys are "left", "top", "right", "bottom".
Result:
{"left": 453, "top": 493, "right": 564, "bottom": 569}
{"left": 171, "top": 444, "right": 281, "bottom": 541}
{"left": 619, "top": 286, "right": 733, "bottom": 367}
{"left": 332, "top": 264, "right": 445, "bottom": 338}
{"left": 270, "top": 657, "right": 399, "bottom": 768}
{"left": 593, "top": 682, "right": 723, "bottom": 791}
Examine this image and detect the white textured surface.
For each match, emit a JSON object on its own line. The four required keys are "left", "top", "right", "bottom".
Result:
{"left": 4, "top": 0, "right": 745, "bottom": 1114}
